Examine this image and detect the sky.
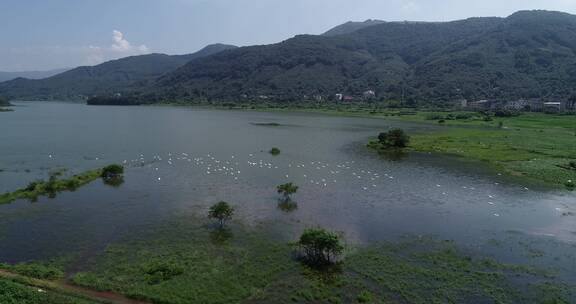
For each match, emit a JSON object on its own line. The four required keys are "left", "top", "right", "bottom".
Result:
{"left": 1, "top": 0, "right": 576, "bottom": 72}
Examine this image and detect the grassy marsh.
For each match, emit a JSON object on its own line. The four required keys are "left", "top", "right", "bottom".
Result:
{"left": 58, "top": 218, "right": 575, "bottom": 304}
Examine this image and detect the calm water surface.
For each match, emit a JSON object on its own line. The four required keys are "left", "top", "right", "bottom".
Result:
{"left": 0, "top": 102, "right": 574, "bottom": 277}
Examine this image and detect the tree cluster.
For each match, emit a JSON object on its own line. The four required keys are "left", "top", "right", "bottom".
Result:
{"left": 378, "top": 129, "right": 410, "bottom": 148}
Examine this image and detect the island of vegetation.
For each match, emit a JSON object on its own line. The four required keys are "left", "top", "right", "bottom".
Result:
{"left": 269, "top": 147, "right": 281, "bottom": 156}
{"left": 0, "top": 164, "right": 125, "bottom": 204}
{"left": 365, "top": 110, "right": 575, "bottom": 190}
{"left": 0, "top": 96, "right": 13, "bottom": 112}
{"left": 86, "top": 96, "right": 142, "bottom": 106}
{"left": 251, "top": 122, "right": 282, "bottom": 126}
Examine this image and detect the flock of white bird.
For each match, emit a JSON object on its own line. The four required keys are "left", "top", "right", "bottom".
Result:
{"left": 46, "top": 151, "right": 519, "bottom": 218}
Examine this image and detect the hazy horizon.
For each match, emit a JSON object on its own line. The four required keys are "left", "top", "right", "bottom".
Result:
{"left": 1, "top": 0, "right": 576, "bottom": 72}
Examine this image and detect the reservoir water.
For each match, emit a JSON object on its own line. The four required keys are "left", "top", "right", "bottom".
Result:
{"left": 0, "top": 102, "right": 574, "bottom": 279}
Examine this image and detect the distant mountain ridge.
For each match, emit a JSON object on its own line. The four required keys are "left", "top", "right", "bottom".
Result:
{"left": 0, "top": 68, "right": 70, "bottom": 82}
{"left": 323, "top": 19, "right": 386, "bottom": 36}
{"left": 4, "top": 10, "right": 576, "bottom": 105}
{"left": 0, "top": 44, "right": 237, "bottom": 100}
{"left": 143, "top": 10, "right": 576, "bottom": 104}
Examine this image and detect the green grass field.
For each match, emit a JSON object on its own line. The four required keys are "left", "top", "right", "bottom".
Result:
{"left": 399, "top": 113, "right": 576, "bottom": 189}
{"left": 353, "top": 110, "right": 575, "bottom": 189}
{"left": 56, "top": 217, "right": 575, "bottom": 304}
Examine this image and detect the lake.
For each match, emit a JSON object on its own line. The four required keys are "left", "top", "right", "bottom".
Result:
{"left": 0, "top": 102, "right": 574, "bottom": 279}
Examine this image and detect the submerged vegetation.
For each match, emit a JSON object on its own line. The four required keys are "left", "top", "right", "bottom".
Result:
{"left": 0, "top": 96, "right": 13, "bottom": 112}
{"left": 208, "top": 201, "right": 234, "bottom": 228}
{"left": 295, "top": 228, "right": 344, "bottom": 267}
{"left": 1, "top": 217, "right": 569, "bottom": 304}
{"left": 269, "top": 147, "right": 281, "bottom": 155}
{"left": 277, "top": 182, "right": 298, "bottom": 200}
{"left": 0, "top": 164, "right": 125, "bottom": 204}
{"left": 364, "top": 111, "right": 576, "bottom": 189}
{"left": 377, "top": 128, "right": 410, "bottom": 148}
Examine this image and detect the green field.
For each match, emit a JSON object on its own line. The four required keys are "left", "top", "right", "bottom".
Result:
{"left": 388, "top": 112, "right": 575, "bottom": 189}
{"left": 1, "top": 217, "right": 570, "bottom": 304}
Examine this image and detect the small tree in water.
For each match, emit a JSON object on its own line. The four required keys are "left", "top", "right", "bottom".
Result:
{"left": 296, "top": 228, "right": 344, "bottom": 266}
{"left": 208, "top": 201, "right": 234, "bottom": 228}
{"left": 277, "top": 182, "right": 298, "bottom": 200}
{"left": 101, "top": 164, "right": 124, "bottom": 179}
{"left": 269, "top": 147, "right": 281, "bottom": 156}
{"left": 101, "top": 164, "right": 125, "bottom": 187}
{"left": 378, "top": 128, "right": 410, "bottom": 148}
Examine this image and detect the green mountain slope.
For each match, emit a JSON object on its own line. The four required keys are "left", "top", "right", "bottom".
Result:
{"left": 5, "top": 10, "right": 576, "bottom": 105}
{"left": 0, "top": 68, "right": 71, "bottom": 83}
{"left": 147, "top": 10, "right": 576, "bottom": 104}
{"left": 148, "top": 16, "right": 502, "bottom": 103}
{"left": 323, "top": 19, "right": 386, "bottom": 36}
{"left": 0, "top": 44, "right": 236, "bottom": 100}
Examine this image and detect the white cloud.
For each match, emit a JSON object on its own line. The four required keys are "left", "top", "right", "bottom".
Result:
{"left": 85, "top": 30, "right": 150, "bottom": 65}
{"left": 401, "top": 1, "right": 420, "bottom": 13}
{"left": 111, "top": 30, "right": 149, "bottom": 53}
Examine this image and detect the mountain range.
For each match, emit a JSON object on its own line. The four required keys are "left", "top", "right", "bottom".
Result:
{"left": 0, "top": 44, "right": 236, "bottom": 100}
{"left": 0, "top": 68, "right": 71, "bottom": 83}
{"left": 2, "top": 10, "right": 576, "bottom": 105}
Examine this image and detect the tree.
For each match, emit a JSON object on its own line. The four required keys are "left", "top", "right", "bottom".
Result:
{"left": 269, "top": 147, "right": 281, "bottom": 155}
{"left": 208, "top": 201, "right": 234, "bottom": 228}
{"left": 378, "top": 129, "right": 410, "bottom": 148}
{"left": 296, "top": 228, "right": 344, "bottom": 266}
{"left": 0, "top": 96, "right": 10, "bottom": 106}
{"left": 277, "top": 182, "right": 298, "bottom": 200}
{"left": 101, "top": 164, "right": 124, "bottom": 179}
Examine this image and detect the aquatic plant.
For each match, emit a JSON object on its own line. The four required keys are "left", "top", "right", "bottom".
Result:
{"left": 296, "top": 228, "right": 344, "bottom": 266}
{"left": 277, "top": 199, "right": 298, "bottom": 212}
{"left": 208, "top": 201, "right": 234, "bottom": 228}
{"left": 0, "top": 165, "right": 124, "bottom": 204}
{"left": 269, "top": 147, "right": 281, "bottom": 155}
{"left": 0, "top": 262, "right": 63, "bottom": 280}
{"left": 100, "top": 164, "right": 124, "bottom": 179}
{"left": 378, "top": 129, "right": 410, "bottom": 148}
{"left": 277, "top": 182, "right": 298, "bottom": 200}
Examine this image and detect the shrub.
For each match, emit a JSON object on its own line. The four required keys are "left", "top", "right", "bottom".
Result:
{"left": 269, "top": 147, "right": 281, "bottom": 155}
{"left": 143, "top": 260, "right": 184, "bottom": 284}
{"left": 11, "top": 263, "right": 64, "bottom": 280}
{"left": 425, "top": 114, "right": 444, "bottom": 121}
{"left": 296, "top": 228, "right": 344, "bottom": 266}
{"left": 24, "top": 181, "right": 42, "bottom": 192}
{"left": 357, "top": 290, "right": 374, "bottom": 303}
{"left": 277, "top": 183, "right": 298, "bottom": 199}
{"left": 208, "top": 201, "right": 234, "bottom": 228}
{"left": 378, "top": 129, "right": 410, "bottom": 148}
{"left": 101, "top": 164, "right": 124, "bottom": 178}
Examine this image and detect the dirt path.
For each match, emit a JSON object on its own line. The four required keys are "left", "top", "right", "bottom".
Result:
{"left": 0, "top": 270, "right": 149, "bottom": 304}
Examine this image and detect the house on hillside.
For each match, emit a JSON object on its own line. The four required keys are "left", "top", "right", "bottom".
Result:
{"left": 467, "top": 100, "right": 490, "bottom": 110}
{"left": 503, "top": 99, "right": 529, "bottom": 111}
{"left": 335, "top": 93, "right": 343, "bottom": 101}
{"left": 544, "top": 102, "right": 562, "bottom": 112}
{"left": 526, "top": 99, "right": 544, "bottom": 112}
{"left": 363, "top": 90, "right": 376, "bottom": 100}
